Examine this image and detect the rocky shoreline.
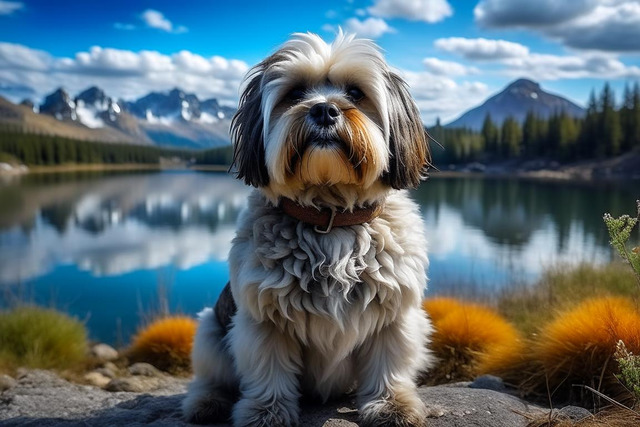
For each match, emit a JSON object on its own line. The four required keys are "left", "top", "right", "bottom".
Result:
{"left": 0, "top": 368, "right": 595, "bottom": 427}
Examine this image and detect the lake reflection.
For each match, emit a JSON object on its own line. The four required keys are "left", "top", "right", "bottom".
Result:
{"left": 0, "top": 171, "right": 638, "bottom": 344}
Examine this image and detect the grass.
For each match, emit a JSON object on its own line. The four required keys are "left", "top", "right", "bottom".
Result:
{"left": 497, "top": 263, "right": 639, "bottom": 336}
{"left": 128, "top": 315, "right": 197, "bottom": 374}
{"left": 0, "top": 306, "right": 88, "bottom": 373}
{"left": 422, "top": 297, "right": 522, "bottom": 384}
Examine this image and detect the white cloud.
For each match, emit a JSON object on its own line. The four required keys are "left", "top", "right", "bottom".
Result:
{"left": 399, "top": 70, "right": 490, "bottom": 124}
{"left": 344, "top": 17, "right": 395, "bottom": 38}
{"left": 475, "top": 0, "right": 640, "bottom": 52}
{"left": 422, "top": 57, "right": 479, "bottom": 76}
{"left": 0, "top": 0, "right": 22, "bottom": 15}
{"left": 502, "top": 53, "right": 640, "bottom": 80}
{"left": 369, "top": 0, "right": 453, "bottom": 23}
{"left": 0, "top": 43, "right": 248, "bottom": 105}
{"left": 435, "top": 37, "right": 529, "bottom": 60}
{"left": 0, "top": 42, "right": 51, "bottom": 71}
{"left": 141, "top": 9, "right": 188, "bottom": 34}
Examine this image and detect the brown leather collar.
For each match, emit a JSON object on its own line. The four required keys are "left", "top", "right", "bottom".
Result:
{"left": 280, "top": 198, "right": 383, "bottom": 234}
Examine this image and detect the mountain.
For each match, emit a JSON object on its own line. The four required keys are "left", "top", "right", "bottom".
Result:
{"left": 446, "top": 79, "right": 585, "bottom": 130}
{"left": 0, "top": 86, "right": 236, "bottom": 149}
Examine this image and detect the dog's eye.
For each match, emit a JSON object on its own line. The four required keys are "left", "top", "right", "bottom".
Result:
{"left": 346, "top": 86, "right": 365, "bottom": 102}
{"left": 287, "top": 87, "right": 306, "bottom": 102}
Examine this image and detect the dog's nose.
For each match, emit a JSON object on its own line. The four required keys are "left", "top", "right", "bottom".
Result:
{"left": 309, "top": 102, "right": 341, "bottom": 127}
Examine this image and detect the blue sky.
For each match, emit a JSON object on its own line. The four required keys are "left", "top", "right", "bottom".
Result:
{"left": 1, "top": 0, "right": 639, "bottom": 125}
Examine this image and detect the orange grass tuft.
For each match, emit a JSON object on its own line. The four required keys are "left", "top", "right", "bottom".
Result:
{"left": 422, "top": 297, "right": 523, "bottom": 384}
{"left": 533, "top": 296, "right": 640, "bottom": 396}
{"left": 422, "top": 297, "right": 463, "bottom": 324}
{"left": 129, "top": 315, "right": 197, "bottom": 373}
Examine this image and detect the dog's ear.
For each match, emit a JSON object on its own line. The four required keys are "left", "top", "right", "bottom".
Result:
{"left": 382, "top": 72, "right": 431, "bottom": 190}
{"left": 230, "top": 67, "right": 270, "bottom": 187}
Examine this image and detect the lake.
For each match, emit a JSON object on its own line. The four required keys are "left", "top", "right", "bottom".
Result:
{"left": 1, "top": 170, "right": 638, "bottom": 345}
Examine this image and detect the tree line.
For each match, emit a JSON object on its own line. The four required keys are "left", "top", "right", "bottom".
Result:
{"left": 0, "top": 124, "right": 233, "bottom": 166}
{"left": 429, "top": 82, "right": 640, "bottom": 165}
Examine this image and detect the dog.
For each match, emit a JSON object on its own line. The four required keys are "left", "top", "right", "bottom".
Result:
{"left": 182, "top": 31, "right": 434, "bottom": 427}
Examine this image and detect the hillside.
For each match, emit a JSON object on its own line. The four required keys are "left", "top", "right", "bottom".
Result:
{"left": 446, "top": 79, "right": 585, "bottom": 130}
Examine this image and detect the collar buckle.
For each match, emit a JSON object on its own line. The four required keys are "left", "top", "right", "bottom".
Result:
{"left": 313, "top": 206, "right": 337, "bottom": 234}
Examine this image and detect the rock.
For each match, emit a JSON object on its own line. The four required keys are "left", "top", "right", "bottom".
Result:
{"left": 90, "top": 344, "right": 119, "bottom": 363}
{"left": 557, "top": 405, "right": 592, "bottom": 421}
{"left": 469, "top": 375, "right": 506, "bottom": 392}
{"left": 0, "top": 370, "right": 547, "bottom": 426}
{"left": 128, "top": 362, "right": 161, "bottom": 377}
{"left": 84, "top": 372, "right": 111, "bottom": 388}
{"left": 105, "top": 377, "right": 162, "bottom": 393}
{"left": 0, "top": 374, "right": 17, "bottom": 392}
{"left": 94, "top": 367, "right": 116, "bottom": 379}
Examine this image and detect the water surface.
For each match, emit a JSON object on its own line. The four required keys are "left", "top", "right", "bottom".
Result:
{"left": 0, "top": 170, "right": 637, "bottom": 344}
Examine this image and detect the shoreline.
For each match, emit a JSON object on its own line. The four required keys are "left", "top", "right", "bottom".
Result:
{"left": 0, "top": 163, "right": 229, "bottom": 175}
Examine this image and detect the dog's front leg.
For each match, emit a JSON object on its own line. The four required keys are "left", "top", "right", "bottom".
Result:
{"left": 356, "top": 308, "right": 429, "bottom": 427}
{"left": 229, "top": 311, "right": 302, "bottom": 427}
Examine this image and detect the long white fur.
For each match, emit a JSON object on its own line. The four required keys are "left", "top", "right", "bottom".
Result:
{"left": 183, "top": 32, "right": 433, "bottom": 427}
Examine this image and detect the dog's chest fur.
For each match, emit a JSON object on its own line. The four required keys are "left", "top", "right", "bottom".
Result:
{"left": 229, "top": 190, "right": 427, "bottom": 395}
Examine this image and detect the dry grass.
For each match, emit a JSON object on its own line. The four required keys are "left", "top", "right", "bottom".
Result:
{"left": 531, "top": 296, "right": 640, "bottom": 401}
{"left": 498, "top": 263, "right": 639, "bottom": 336}
{"left": 129, "top": 315, "right": 197, "bottom": 374}
{"left": 422, "top": 297, "right": 522, "bottom": 384}
{"left": 0, "top": 306, "right": 88, "bottom": 373}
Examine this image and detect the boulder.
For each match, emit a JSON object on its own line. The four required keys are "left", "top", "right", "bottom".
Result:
{"left": 0, "top": 370, "right": 547, "bottom": 426}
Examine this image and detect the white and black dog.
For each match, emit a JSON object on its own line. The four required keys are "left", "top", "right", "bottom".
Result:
{"left": 183, "top": 31, "right": 434, "bottom": 427}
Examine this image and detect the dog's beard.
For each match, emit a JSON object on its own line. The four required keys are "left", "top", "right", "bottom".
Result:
{"left": 267, "top": 105, "right": 388, "bottom": 188}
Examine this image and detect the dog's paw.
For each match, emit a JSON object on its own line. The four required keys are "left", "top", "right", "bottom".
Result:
{"left": 182, "top": 387, "right": 234, "bottom": 425}
{"left": 359, "top": 396, "right": 427, "bottom": 427}
{"left": 232, "top": 397, "right": 299, "bottom": 427}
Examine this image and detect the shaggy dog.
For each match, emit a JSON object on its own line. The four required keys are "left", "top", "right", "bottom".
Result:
{"left": 182, "top": 31, "right": 434, "bottom": 427}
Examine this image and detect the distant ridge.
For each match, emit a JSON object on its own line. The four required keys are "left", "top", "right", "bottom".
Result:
{"left": 1, "top": 86, "right": 237, "bottom": 149}
{"left": 446, "top": 79, "right": 585, "bottom": 131}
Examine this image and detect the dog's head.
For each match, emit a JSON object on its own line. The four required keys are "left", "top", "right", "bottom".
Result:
{"left": 231, "top": 32, "right": 430, "bottom": 203}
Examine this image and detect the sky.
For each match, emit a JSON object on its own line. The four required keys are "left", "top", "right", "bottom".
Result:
{"left": 1, "top": 0, "right": 639, "bottom": 125}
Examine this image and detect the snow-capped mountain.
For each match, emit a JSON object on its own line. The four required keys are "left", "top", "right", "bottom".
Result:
{"left": 123, "top": 88, "right": 235, "bottom": 125}
{"left": 18, "top": 86, "right": 236, "bottom": 148}
{"left": 446, "top": 79, "right": 585, "bottom": 130}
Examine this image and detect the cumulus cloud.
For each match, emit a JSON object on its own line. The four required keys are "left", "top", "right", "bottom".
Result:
{"left": 344, "top": 17, "right": 395, "bottom": 38}
{"left": 369, "top": 0, "right": 453, "bottom": 23}
{"left": 502, "top": 53, "right": 640, "bottom": 80}
{"left": 422, "top": 57, "right": 479, "bottom": 76}
{"left": 475, "top": 0, "right": 640, "bottom": 52}
{"left": 434, "top": 37, "right": 529, "bottom": 60}
{"left": 0, "top": 0, "right": 22, "bottom": 15}
{"left": 399, "top": 70, "right": 490, "bottom": 124}
{"left": 141, "top": 9, "right": 188, "bottom": 34}
{"left": 0, "top": 42, "right": 248, "bottom": 105}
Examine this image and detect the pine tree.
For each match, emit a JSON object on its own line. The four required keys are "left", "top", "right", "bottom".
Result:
{"left": 579, "top": 89, "right": 599, "bottom": 159}
{"left": 500, "top": 117, "right": 522, "bottom": 158}
{"left": 598, "top": 83, "right": 622, "bottom": 157}
{"left": 481, "top": 113, "right": 499, "bottom": 157}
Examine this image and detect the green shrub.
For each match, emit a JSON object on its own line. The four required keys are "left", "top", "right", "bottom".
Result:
{"left": 603, "top": 200, "right": 640, "bottom": 287}
{"left": 0, "top": 306, "right": 88, "bottom": 371}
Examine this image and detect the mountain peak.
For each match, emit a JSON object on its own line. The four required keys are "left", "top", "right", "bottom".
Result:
{"left": 446, "top": 79, "right": 584, "bottom": 130}
{"left": 506, "top": 78, "right": 540, "bottom": 91}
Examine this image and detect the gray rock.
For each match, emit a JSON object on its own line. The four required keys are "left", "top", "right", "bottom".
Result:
{"left": 469, "top": 375, "right": 507, "bottom": 392}
{"left": 128, "top": 362, "right": 161, "bottom": 377}
{"left": 0, "top": 374, "right": 17, "bottom": 392}
{"left": 557, "top": 405, "right": 592, "bottom": 421}
{"left": 105, "top": 377, "right": 162, "bottom": 393}
{"left": 0, "top": 370, "right": 546, "bottom": 426}
{"left": 90, "top": 344, "right": 119, "bottom": 363}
